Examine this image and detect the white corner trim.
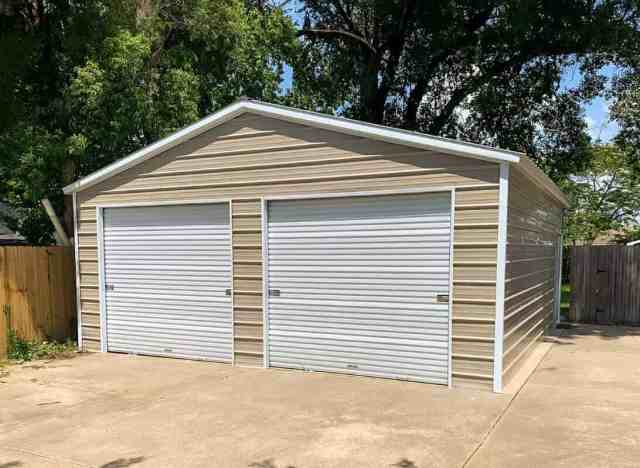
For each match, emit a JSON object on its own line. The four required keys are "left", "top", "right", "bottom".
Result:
{"left": 261, "top": 198, "right": 270, "bottom": 369}
{"left": 229, "top": 201, "right": 235, "bottom": 365}
{"left": 63, "top": 99, "right": 523, "bottom": 195}
{"left": 96, "top": 207, "right": 108, "bottom": 352}
{"left": 447, "top": 190, "right": 456, "bottom": 388}
{"left": 493, "top": 162, "right": 510, "bottom": 393}
{"left": 73, "top": 193, "right": 83, "bottom": 351}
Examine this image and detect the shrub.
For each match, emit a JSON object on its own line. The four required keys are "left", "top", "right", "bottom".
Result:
{"left": 7, "top": 329, "right": 76, "bottom": 362}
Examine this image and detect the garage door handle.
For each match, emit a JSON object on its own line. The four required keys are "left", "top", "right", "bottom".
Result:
{"left": 225, "top": 289, "right": 232, "bottom": 296}
{"left": 269, "top": 289, "right": 281, "bottom": 297}
{"left": 437, "top": 294, "right": 449, "bottom": 303}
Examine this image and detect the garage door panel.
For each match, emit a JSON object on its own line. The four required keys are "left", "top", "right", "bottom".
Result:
{"left": 107, "top": 310, "right": 231, "bottom": 323}
{"left": 268, "top": 266, "right": 450, "bottom": 275}
{"left": 107, "top": 340, "right": 231, "bottom": 359}
{"left": 269, "top": 315, "right": 450, "bottom": 329}
{"left": 270, "top": 343, "right": 448, "bottom": 362}
{"left": 104, "top": 203, "right": 232, "bottom": 362}
{"left": 270, "top": 354, "right": 447, "bottom": 374}
{"left": 272, "top": 361, "right": 448, "bottom": 384}
{"left": 268, "top": 286, "right": 449, "bottom": 298}
{"left": 268, "top": 333, "right": 449, "bottom": 352}
{"left": 268, "top": 311, "right": 449, "bottom": 324}
{"left": 267, "top": 192, "right": 451, "bottom": 384}
{"left": 270, "top": 296, "right": 448, "bottom": 310}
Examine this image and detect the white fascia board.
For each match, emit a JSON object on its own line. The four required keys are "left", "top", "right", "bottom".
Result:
{"left": 64, "top": 99, "right": 523, "bottom": 195}
{"left": 243, "top": 101, "right": 522, "bottom": 164}
{"left": 63, "top": 101, "right": 246, "bottom": 194}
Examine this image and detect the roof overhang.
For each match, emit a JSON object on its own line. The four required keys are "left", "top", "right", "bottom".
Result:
{"left": 63, "top": 99, "right": 566, "bottom": 206}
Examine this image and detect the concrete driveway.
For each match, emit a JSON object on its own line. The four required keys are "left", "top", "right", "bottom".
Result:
{"left": 1, "top": 324, "right": 639, "bottom": 468}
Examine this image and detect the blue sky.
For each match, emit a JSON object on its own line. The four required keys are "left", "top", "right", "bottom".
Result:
{"left": 560, "top": 64, "right": 620, "bottom": 142}
{"left": 281, "top": 4, "right": 619, "bottom": 142}
{"left": 281, "top": 64, "right": 620, "bottom": 142}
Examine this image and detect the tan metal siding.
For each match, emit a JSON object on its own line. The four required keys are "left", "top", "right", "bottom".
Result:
{"left": 502, "top": 168, "right": 563, "bottom": 385}
{"left": 231, "top": 199, "right": 264, "bottom": 366}
{"left": 76, "top": 114, "right": 500, "bottom": 389}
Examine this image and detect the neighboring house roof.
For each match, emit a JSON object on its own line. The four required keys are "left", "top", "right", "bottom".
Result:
{"left": 574, "top": 230, "right": 626, "bottom": 246}
{"left": 0, "top": 202, "right": 26, "bottom": 245}
{"left": 63, "top": 99, "right": 568, "bottom": 206}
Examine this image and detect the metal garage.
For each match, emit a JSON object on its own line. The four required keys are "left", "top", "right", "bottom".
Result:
{"left": 65, "top": 99, "right": 568, "bottom": 392}
{"left": 265, "top": 193, "right": 452, "bottom": 384}
{"left": 101, "top": 203, "right": 233, "bottom": 362}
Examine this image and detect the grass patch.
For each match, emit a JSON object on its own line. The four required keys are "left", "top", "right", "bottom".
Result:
{"left": 7, "top": 329, "right": 77, "bottom": 362}
{"left": 560, "top": 283, "right": 571, "bottom": 316}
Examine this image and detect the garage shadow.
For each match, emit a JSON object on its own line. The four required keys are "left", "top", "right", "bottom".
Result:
{"left": 553, "top": 323, "right": 640, "bottom": 343}
{"left": 0, "top": 462, "right": 22, "bottom": 468}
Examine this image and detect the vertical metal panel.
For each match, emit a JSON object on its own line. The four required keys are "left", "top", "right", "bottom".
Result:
{"left": 229, "top": 201, "right": 235, "bottom": 364}
{"left": 493, "top": 162, "right": 509, "bottom": 393}
{"left": 102, "top": 203, "right": 233, "bottom": 362}
{"left": 447, "top": 190, "right": 456, "bottom": 387}
{"left": 97, "top": 207, "right": 107, "bottom": 352}
{"left": 73, "top": 192, "right": 83, "bottom": 350}
{"left": 266, "top": 192, "right": 452, "bottom": 384}
{"left": 261, "top": 197, "right": 270, "bottom": 367}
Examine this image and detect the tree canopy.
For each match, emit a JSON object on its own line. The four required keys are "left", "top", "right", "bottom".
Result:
{"left": 0, "top": 0, "right": 639, "bottom": 243}
{"left": 563, "top": 144, "right": 640, "bottom": 244}
{"left": 0, "top": 0, "right": 296, "bottom": 243}
{"left": 293, "top": 0, "right": 640, "bottom": 179}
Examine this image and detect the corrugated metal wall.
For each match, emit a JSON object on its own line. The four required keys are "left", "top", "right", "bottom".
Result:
{"left": 103, "top": 204, "right": 233, "bottom": 361}
{"left": 266, "top": 193, "right": 452, "bottom": 384}
{"left": 231, "top": 199, "right": 264, "bottom": 366}
{"left": 502, "top": 167, "right": 563, "bottom": 386}
{"left": 76, "top": 114, "right": 501, "bottom": 389}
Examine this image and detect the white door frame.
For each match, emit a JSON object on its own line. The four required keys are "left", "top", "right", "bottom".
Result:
{"left": 261, "top": 186, "right": 456, "bottom": 386}
{"left": 95, "top": 198, "right": 233, "bottom": 354}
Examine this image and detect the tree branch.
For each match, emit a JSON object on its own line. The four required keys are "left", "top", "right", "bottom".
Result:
{"left": 332, "top": 0, "right": 361, "bottom": 38}
{"left": 404, "top": 4, "right": 498, "bottom": 129}
{"left": 297, "top": 28, "right": 377, "bottom": 55}
{"left": 426, "top": 57, "right": 525, "bottom": 134}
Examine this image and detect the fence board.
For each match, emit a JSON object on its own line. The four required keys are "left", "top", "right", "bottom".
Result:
{"left": 0, "top": 246, "right": 76, "bottom": 358}
{"left": 569, "top": 245, "right": 640, "bottom": 325}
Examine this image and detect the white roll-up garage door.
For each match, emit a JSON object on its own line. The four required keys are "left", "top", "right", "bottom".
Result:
{"left": 102, "top": 203, "right": 233, "bottom": 362}
{"left": 266, "top": 193, "right": 452, "bottom": 384}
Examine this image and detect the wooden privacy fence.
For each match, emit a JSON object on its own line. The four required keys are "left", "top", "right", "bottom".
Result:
{"left": 569, "top": 245, "right": 640, "bottom": 325}
{"left": 0, "top": 246, "right": 76, "bottom": 358}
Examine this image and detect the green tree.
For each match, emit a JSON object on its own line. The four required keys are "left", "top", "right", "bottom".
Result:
{"left": 292, "top": 1, "right": 640, "bottom": 177}
{"left": 611, "top": 68, "right": 640, "bottom": 167}
{"left": 0, "top": 0, "right": 298, "bottom": 244}
{"left": 563, "top": 144, "right": 640, "bottom": 244}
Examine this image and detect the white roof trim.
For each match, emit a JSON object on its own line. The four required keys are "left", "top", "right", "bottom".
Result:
{"left": 63, "top": 101, "right": 246, "bottom": 194}
{"left": 64, "top": 100, "right": 571, "bottom": 204}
